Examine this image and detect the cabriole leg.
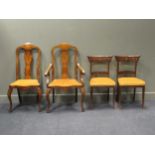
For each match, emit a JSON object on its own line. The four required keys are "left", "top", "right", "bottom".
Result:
{"left": 80, "top": 87, "right": 85, "bottom": 112}
{"left": 8, "top": 86, "right": 13, "bottom": 112}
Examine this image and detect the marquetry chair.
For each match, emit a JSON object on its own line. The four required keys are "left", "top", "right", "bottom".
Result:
{"left": 7, "top": 43, "right": 42, "bottom": 112}
{"left": 88, "top": 56, "right": 116, "bottom": 108}
{"left": 115, "top": 55, "right": 145, "bottom": 108}
{"left": 44, "top": 43, "right": 86, "bottom": 113}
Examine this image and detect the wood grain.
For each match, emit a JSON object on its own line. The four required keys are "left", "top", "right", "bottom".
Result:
{"left": 115, "top": 55, "right": 145, "bottom": 108}
{"left": 45, "top": 43, "right": 85, "bottom": 112}
{"left": 8, "top": 43, "right": 42, "bottom": 112}
{"left": 87, "top": 56, "right": 115, "bottom": 108}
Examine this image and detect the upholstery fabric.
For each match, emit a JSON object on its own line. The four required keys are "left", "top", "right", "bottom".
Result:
{"left": 10, "top": 79, "right": 40, "bottom": 87}
{"left": 118, "top": 77, "right": 145, "bottom": 86}
{"left": 48, "top": 79, "right": 82, "bottom": 87}
{"left": 90, "top": 77, "right": 116, "bottom": 87}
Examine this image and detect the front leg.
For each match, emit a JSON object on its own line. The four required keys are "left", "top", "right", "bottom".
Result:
{"left": 46, "top": 88, "right": 52, "bottom": 113}
{"left": 7, "top": 86, "right": 13, "bottom": 112}
{"left": 79, "top": 86, "right": 86, "bottom": 112}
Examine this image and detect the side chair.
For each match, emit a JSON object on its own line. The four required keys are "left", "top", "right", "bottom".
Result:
{"left": 88, "top": 56, "right": 116, "bottom": 108}
{"left": 115, "top": 55, "right": 145, "bottom": 108}
{"left": 7, "top": 42, "right": 42, "bottom": 112}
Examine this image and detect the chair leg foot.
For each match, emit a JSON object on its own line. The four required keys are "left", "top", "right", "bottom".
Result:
{"left": 8, "top": 86, "right": 13, "bottom": 113}
{"left": 46, "top": 88, "right": 51, "bottom": 113}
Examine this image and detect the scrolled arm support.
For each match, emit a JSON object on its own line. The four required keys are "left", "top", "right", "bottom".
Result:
{"left": 44, "top": 63, "right": 53, "bottom": 85}
{"left": 76, "top": 63, "right": 85, "bottom": 85}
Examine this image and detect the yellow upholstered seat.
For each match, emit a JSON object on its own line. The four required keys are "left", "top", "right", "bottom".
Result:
{"left": 10, "top": 79, "right": 40, "bottom": 87}
{"left": 118, "top": 77, "right": 145, "bottom": 86}
{"left": 48, "top": 79, "right": 82, "bottom": 88}
{"left": 90, "top": 77, "right": 116, "bottom": 87}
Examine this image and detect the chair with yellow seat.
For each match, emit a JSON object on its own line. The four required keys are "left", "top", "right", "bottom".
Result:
{"left": 7, "top": 43, "right": 42, "bottom": 112}
{"left": 44, "top": 43, "right": 86, "bottom": 113}
{"left": 115, "top": 55, "right": 145, "bottom": 108}
{"left": 88, "top": 56, "right": 116, "bottom": 108}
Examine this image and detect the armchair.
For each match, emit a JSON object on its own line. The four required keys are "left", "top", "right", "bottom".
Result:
{"left": 45, "top": 43, "right": 86, "bottom": 112}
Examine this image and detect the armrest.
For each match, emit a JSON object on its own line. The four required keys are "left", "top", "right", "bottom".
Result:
{"left": 44, "top": 63, "right": 53, "bottom": 77}
{"left": 44, "top": 63, "right": 53, "bottom": 85}
{"left": 76, "top": 63, "right": 85, "bottom": 85}
{"left": 76, "top": 63, "right": 85, "bottom": 75}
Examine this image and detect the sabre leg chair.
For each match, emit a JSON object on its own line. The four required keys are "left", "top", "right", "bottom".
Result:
{"left": 7, "top": 43, "right": 42, "bottom": 112}
{"left": 115, "top": 55, "right": 145, "bottom": 108}
{"left": 88, "top": 56, "right": 116, "bottom": 109}
{"left": 44, "top": 43, "right": 86, "bottom": 113}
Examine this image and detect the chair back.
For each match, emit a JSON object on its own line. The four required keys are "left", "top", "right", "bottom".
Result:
{"left": 115, "top": 55, "right": 140, "bottom": 78}
{"left": 16, "top": 42, "right": 41, "bottom": 81}
{"left": 51, "top": 43, "right": 78, "bottom": 79}
{"left": 88, "top": 56, "right": 113, "bottom": 78}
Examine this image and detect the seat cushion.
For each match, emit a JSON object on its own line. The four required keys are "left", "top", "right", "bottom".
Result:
{"left": 90, "top": 77, "right": 116, "bottom": 87}
{"left": 10, "top": 79, "right": 40, "bottom": 87}
{"left": 118, "top": 77, "right": 145, "bottom": 86}
{"left": 48, "top": 79, "right": 82, "bottom": 88}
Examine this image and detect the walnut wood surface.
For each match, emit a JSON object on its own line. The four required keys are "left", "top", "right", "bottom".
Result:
{"left": 16, "top": 43, "right": 41, "bottom": 80}
{"left": 115, "top": 55, "right": 145, "bottom": 108}
{"left": 51, "top": 43, "right": 78, "bottom": 79}
{"left": 88, "top": 56, "right": 115, "bottom": 108}
{"left": 88, "top": 56, "right": 113, "bottom": 78}
{"left": 8, "top": 43, "right": 42, "bottom": 112}
{"left": 45, "top": 43, "right": 85, "bottom": 112}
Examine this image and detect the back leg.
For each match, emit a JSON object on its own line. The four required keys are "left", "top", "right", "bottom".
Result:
{"left": 75, "top": 88, "right": 78, "bottom": 102}
{"left": 133, "top": 88, "right": 136, "bottom": 102}
{"left": 107, "top": 88, "right": 110, "bottom": 102}
{"left": 142, "top": 86, "right": 145, "bottom": 109}
{"left": 37, "top": 87, "right": 42, "bottom": 112}
{"left": 17, "top": 88, "right": 22, "bottom": 104}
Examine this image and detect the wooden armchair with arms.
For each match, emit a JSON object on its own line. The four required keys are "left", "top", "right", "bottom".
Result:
{"left": 115, "top": 55, "right": 145, "bottom": 108}
{"left": 7, "top": 43, "right": 42, "bottom": 112}
{"left": 44, "top": 43, "right": 86, "bottom": 113}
